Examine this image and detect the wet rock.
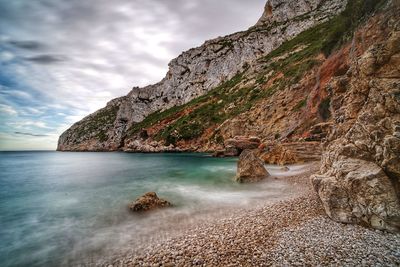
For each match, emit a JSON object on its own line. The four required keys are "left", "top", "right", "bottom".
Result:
{"left": 235, "top": 149, "right": 270, "bottom": 183}
{"left": 129, "top": 192, "right": 172, "bottom": 212}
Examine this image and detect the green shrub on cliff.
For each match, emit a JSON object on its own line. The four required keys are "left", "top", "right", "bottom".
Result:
{"left": 127, "top": 73, "right": 244, "bottom": 140}
{"left": 74, "top": 105, "right": 118, "bottom": 142}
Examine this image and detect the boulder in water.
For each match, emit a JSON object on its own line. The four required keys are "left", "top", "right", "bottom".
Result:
{"left": 235, "top": 149, "right": 270, "bottom": 183}
{"left": 129, "top": 192, "right": 172, "bottom": 212}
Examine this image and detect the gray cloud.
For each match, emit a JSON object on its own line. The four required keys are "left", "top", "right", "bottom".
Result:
{"left": 9, "top": 40, "right": 44, "bottom": 50}
{"left": 25, "top": 54, "right": 67, "bottom": 64}
{"left": 14, "top": 132, "right": 49, "bottom": 137}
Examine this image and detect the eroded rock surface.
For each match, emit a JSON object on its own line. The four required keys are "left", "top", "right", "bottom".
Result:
{"left": 312, "top": 17, "right": 400, "bottom": 232}
{"left": 261, "top": 142, "right": 321, "bottom": 165}
{"left": 236, "top": 149, "right": 270, "bottom": 183}
{"left": 261, "top": 144, "right": 299, "bottom": 165}
{"left": 312, "top": 158, "right": 400, "bottom": 231}
{"left": 214, "top": 136, "right": 261, "bottom": 157}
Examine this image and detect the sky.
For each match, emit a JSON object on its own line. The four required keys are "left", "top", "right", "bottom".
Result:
{"left": 0, "top": 0, "right": 265, "bottom": 150}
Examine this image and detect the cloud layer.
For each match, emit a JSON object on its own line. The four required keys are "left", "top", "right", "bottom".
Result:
{"left": 0, "top": 0, "right": 265, "bottom": 150}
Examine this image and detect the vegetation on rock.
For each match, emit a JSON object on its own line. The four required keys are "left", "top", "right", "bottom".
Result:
{"left": 73, "top": 105, "right": 118, "bottom": 142}
{"left": 59, "top": 0, "right": 350, "bottom": 151}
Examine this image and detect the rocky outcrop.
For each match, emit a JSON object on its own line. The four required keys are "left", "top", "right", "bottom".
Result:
{"left": 128, "top": 192, "right": 172, "bottom": 212}
{"left": 58, "top": 0, "right": 347, "bottom": 151}
{"left": 57, "top": 97, "right": 125, "bottom": 151}
{"left": 213, "top": 136, "right": 261, "bottom": 157}
{"left": 306, "top": 122, "right": 333, "bottom": 141}
{"left": 312, "top": 10, "right": 400, "bottom": 232}
{"left": 312, "top": 158, "right": 400, "bottom": 231}
{"left": 261, "top": 143, "right": 299, "bottom": 165}
{"left": 257, "top": 0, "right": 333, "bottom": 27}
{"left": 225, "top": 136, "right": 261, "bottom": 151}
{"left": 236, "top": 149, "right": 270, "bottom": 183}
{"left": 261, "top": 142, "right": 322, "bottom": 165}
{"left": 124, "top": 140, "right": 176, "bottom": 153}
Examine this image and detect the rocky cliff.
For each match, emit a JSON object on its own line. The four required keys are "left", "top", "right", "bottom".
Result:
{"left": 58, "top": 0, "right": 347, "bottom": 151}
{"left": 311, "top": 3, "right": 400, "bottom": 232}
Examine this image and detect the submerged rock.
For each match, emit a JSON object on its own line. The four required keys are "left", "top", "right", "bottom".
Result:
{"left": 235, "top": 149, "right": 270, "bottom": 183}
{"left": 129, "top": 192, "right": 172, "bottom": 212}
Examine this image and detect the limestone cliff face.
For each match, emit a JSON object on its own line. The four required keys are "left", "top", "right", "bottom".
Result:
{"left": 58, "top": 0, "right": 346, "bottom": 151}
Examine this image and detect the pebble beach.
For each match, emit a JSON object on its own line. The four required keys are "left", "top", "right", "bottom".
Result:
{"left": 108, "top": 165, "right": 400, "bottom": 267}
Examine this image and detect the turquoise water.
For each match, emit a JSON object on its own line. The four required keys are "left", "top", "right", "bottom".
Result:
{"left": 0, "top": 152, "right": 297, "bottom": 266}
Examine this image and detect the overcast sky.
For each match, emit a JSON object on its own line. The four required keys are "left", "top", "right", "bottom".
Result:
{"left": 0, "top": 0, "right": 265, "bottom": 150}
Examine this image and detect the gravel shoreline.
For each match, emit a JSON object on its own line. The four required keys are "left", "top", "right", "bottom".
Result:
{"left": 107, "top": 165, "right": 400, "bottom": 267}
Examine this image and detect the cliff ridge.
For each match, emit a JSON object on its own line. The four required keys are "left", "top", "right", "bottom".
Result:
{"left": 58, "top": 0, "right": 346, "bottom": 151}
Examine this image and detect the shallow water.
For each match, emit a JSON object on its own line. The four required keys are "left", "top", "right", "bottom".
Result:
{"left": 0, "top": 152, "right": 308, "bottom": 266}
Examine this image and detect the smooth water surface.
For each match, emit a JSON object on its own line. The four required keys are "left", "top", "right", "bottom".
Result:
{"left": 0, "top": 152, "right": 303, "bottom": 266}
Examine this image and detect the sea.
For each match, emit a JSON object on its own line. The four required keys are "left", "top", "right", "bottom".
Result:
{"left": 0, "top": 151, "right": 307, "bottom": 266}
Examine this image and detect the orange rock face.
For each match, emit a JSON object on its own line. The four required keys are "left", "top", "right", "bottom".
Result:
{"left": 260, "top": 142, "right": 321, "bottom": 165}
{"left": 312, "top": 6, "right": 400, "bottom": 232}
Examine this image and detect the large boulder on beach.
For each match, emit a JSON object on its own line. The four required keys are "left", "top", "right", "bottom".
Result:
{"left": 312, "top": 158, "right": 400, "bottom": 232}
{"left": 129, "top": 192, "right": 172, "bottom": 212}
{"left": 235, "top": 149, "right": 270, "bottom": 183}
